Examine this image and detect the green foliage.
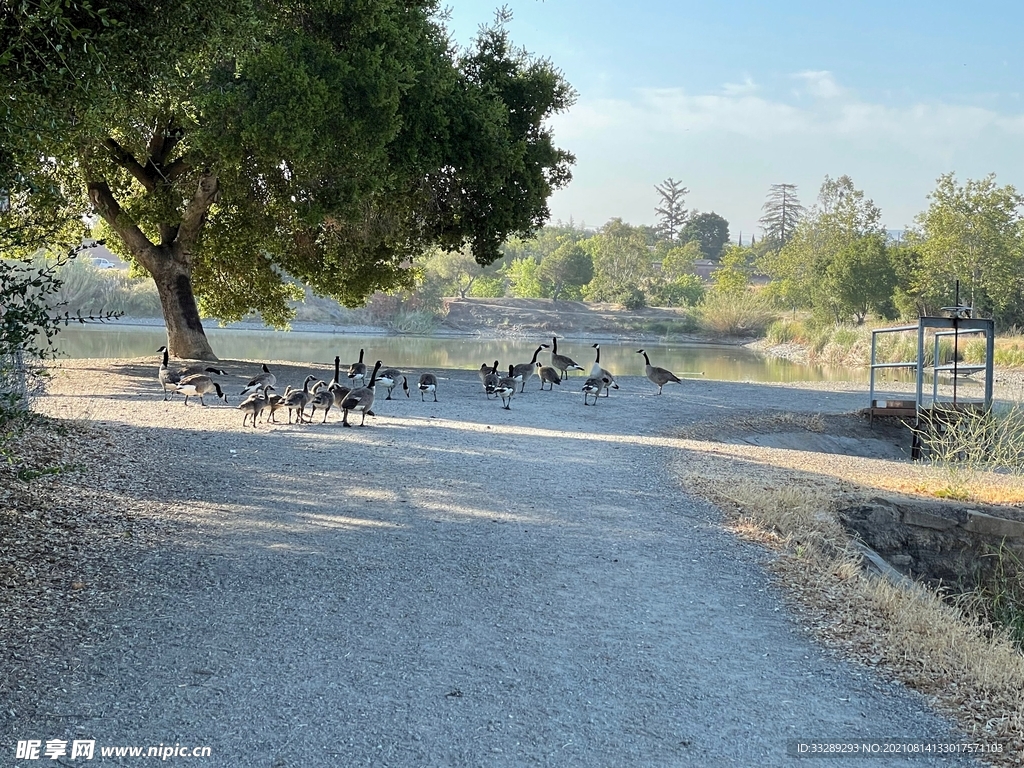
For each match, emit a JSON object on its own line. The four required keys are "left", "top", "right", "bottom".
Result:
{"left": 695, "top": 291, "right": 777, "bottom": 337}
{"left": 759, "top": 175, "right": 888, "bottom": 323}
{"left": 614, "top": 285, "right": 646, "bottom": 310}
{"left": 505, "top": 257, "right": 545, "bottom": 298}
{"left": 759, "top": 183, "right": 805, "bottom": 253}
{"left": 3, "top": 1, "right": 575, "bottom": 356}
{"left": 537, "top": 241, "right": 593, "bottom": 300}
{"left": 648, "top": 274, "right": 705, "bottom": 308}
{"left": 711, "top": 245, "right": 754, "bottom": 295}
{"left": 661, "top": 241, "right": 703, "bottom": 281}
{"left": 584, "top": 219, "right": 654, "bottom": 302}
{"left": 654, "top": 178, "right": 688, "bottom": 242}
{"left": 469, "top": 275, "right": 506, "bottom": 298}
{"left": 909, "top": 173, "right": 1024, "bottom": 325}
{"left": 680, "top": 211, "right": 730, "bottom": 260}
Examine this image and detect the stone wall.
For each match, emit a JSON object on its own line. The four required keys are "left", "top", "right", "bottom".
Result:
{"left": 839, "top": 497, "right": 1024, "bottom": 589}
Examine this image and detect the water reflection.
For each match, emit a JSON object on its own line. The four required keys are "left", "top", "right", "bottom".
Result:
{"left": 54, "top": 323, "right": 867, "bottom": 384}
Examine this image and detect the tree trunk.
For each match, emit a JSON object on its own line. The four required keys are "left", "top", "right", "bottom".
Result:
{"left": 150, "top": 252, "right": 217, "bottom": 360}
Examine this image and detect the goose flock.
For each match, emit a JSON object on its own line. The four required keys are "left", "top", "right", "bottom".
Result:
{"left": 154, "top": 338, "right": 701, "bottom": 427}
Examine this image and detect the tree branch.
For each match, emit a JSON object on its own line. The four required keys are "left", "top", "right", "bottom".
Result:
{"left": 103, "top": 138, "right": 156, "bottom": 192}
{"left": 86, "top": 180, "right": 157, "bottom": 269}
{"left": 177, "top": 174, "right": 219, "bottom": 254}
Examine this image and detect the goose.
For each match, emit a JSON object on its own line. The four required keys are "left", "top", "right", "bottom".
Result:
{"left": 156, "top": 346, "right": 224, "bottom": 399}
{"left": 512, "top": 344, "right": 546, "bottom": 393}
{"left": 590, "top": 343, "right": 619, "bottom": 397}
{"left": 347, "top": 348, "right": 366, "bottom": 386}
{"left": 378, "top": 367, "right": 404, "bottom": 400}
{"left": 280, "top": 374, "right": 317, "bottom": 423}
{"left": 494, "top": 365, "right": 517, "bottom": 410}
{"left": 175, "top": 373, "right": 228, "bottom": 407}
{"left": 308, "top": 381, "right": 334, "bottom": 424}
{"left": 239, "top": 385, "right": 274, "bottom": 428}
{"left": 637, "top": 349, "right": 682, "bottom": 394}
{"left": 341, "top": 360, "right": 382, "bottom": 427}
{"left": 265, "top": 385, "right": 293, "bottom": 424}
{"left": 535, "top": 360, "right": 561, "bottom": 391}
{"left": 417, "top": 372, "right": 438, "bottom": 402}
{"left": 327, "top": 356, "right": 351, "bottom": 410}
{"left": 482, "top": 360, "right": 500, "bottom": 398}
{"left": 550, "top": 337, "right": 584, "bottom": 380}
{"left": 582, "top": 376, "right": 604, "bottom": 405}
{"left": 477, "top": 361, "right": 498, "bottom": 392}
{"left": 400, "top": 376, "right": 410, "bottom": 397}
{"left": 240, "top": 363, "right": 276, "bottom": 397}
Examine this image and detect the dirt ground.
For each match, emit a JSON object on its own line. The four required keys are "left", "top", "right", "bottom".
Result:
{"left": 1, "top": 353, "right": 1008, "bottom": 766}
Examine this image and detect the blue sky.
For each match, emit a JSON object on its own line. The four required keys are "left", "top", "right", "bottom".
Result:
{"left": 445, "top": 1, "right": 1024, "bottom": 239}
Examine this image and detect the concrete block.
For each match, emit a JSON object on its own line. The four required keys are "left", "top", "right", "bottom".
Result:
{"left": 963, "top": 511, "right": 1024, "bottom": 539}
{"left": 901, "top": 507, "right": 960, "bottom": 531}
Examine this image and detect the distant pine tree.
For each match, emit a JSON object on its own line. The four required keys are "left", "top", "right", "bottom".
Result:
{"left": 759, "top": 183, "right": 805, "bottom": 253}
{"left": 654, "top": 178, "right": 689, "bottom": 242}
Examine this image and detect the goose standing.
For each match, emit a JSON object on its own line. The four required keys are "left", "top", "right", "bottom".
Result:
{"left": 637, "top": 349, "right": 682, "bottom": 394}
{"left": 239, "top": 385, "right": 274, "bottom": 428}
{"left": 535, "top": 360, "right": 561, "bottom": 391}
{"left": 581, "top": 375, "right": 604, "bottom": 405}
{"left": 550, "top": 337, "right": 584, "bottom": 380}
{"left": 378, "top": 367, "right": 404, "bottom": 400}
{"left": 327, "top": 356, "right": 352, "bottom": 410}
{"left": 590, "top": 343, "right": 619, "bottom": 397}
{"left": 157, "top": 346, "right": 224, "bottom": 400}
{"left": 175, "top": 373, "right": 229, "bottom": 407}
{"left": 417, "top": 372, "right": 438, "bottom": 402}
{"left": 280, "top": 374, "right": 317, "bottom": 423}
{"left": 477, "top": 361, "right": 498, "bottom": 393}
{"left": 494, "top": 365, "right": 517, "bottom": 410}
{"left": 347, "top": 348, "right": 366, "bottom": 387}
{"left": 308, "top": 381, "right": 334, "bottom": 424}
{"left": 512, "top": 344, "right": 546, "bottom": 393}
{"left": 265, "top": 385, "right": 293, "bottom": 424}
{"left": 240, "top": 363, "right": 276, "bottom": 397}
{"left": 482, "top": 360, "right": 500, "bottom": 398}
{"left": 341, "top": 361, "right": 382, "bottom": 427}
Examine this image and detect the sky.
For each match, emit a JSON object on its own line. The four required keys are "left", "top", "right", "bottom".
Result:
{"left": 444, "top": 0, "right": 1024, "bottom": 240}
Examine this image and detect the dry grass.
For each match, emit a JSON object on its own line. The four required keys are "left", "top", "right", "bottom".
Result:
{"left": 682, "top": 465, "right": 1024, "bottom": 766}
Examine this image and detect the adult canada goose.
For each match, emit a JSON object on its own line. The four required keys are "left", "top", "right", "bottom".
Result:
{"left": 582, "top": 376, "right": 604, "bottom": 405}
{"left": 550, "top": 337, "right": 584, "bottom": 380}
{"left": 156, "top": 346, "right": 224, "bottom": 400}
{"left": 378, "top": 367, "right": 404, "bottom": 400}
{"left": 327, "top": 356, "right": 351, "bottom": 409}
{"left": 341, "top": 360, "right": 382, "bottom": 427}
{"left": 590, "top": 343, "right": 619, "bottom": 397}
{"left": 308, "top": 381, "right": 334, "bottom": 424}
{"left": 240, "top": 363, "right": 276, "bottom": 397}
{"left": 494, "top": 365, "right": 516, "bottom": 410}
{"left": 637, "top": 349, "right": 682, "bottom": 394}
{"left": 512, "top": 345, "right": 546, "bottom": 392}
{"left": 417, "top": 372, "right": 438, "bottom": 402}
{"left": 535, "top": 360, "right": 561, "bottom": 391}
{"left": 347, "top": 348, "right": 366, "bottom": 386}
{"left": 239, "top": 385, "right": 274, "bottom": 428}
{"left": 280, "top": 374, "right": 317, "bottom": 423}
{"left": 400, "top": 376, "right": 409, "bottom": 397}
{"left": 481, "top": 360, "right": 500, "bottom": 398}
{"left": 175, "top": 373, "right": 229, "bottom": 407}
{"left": 477, "top": 361, "right": 498, "bottom": 392}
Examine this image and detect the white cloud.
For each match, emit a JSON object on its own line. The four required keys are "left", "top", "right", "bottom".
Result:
{"left": 722, "top": 76, "right": 757, "bottom": 96}
{"left": 793, "top": 70, "right": 844, "bottom": 99}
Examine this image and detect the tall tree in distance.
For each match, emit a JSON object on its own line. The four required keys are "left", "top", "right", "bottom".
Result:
{"left": 759, "top": 183, "right": 805, "bottom": 253}
{"left": 654, "top": 178, "right": 689, "bottom": 241}
{"left": 680, "top": 212, "right": 730, "bottom": 260}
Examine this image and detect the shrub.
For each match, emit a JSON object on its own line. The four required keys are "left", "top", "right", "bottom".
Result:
{"left": 695, "top": 291, "right": 777, "bottom": 337}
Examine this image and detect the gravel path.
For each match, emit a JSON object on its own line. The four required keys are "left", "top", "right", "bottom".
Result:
{"left": 4, "top": 358, "right": 984, "bottom": 766}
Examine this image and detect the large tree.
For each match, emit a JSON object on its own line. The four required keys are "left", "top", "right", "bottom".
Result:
{"left": 2, "top": 2, "right": 575, "bottom": 359}
{"left": 537, "top": 241, "right": 592, "bottom": 300}
{"left": 654, "top": 178, "right": 688, "bottom": 242}
{"left": 910, "top": 173, "right": 1024, "bottom": 325}
{"left": 760, "top": 175, "right": 887, "bottom": 321}
{"left": 679, "top": 211, "right": 730, "bottom": 260}
{"left": 583, "top": 219, "right": 653, "bottom": 303}
{"left": 759, "top": 183, "right": 805, "bottom": 254}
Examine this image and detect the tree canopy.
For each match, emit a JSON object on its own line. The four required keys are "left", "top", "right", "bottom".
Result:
{"left": 680, "top": 211, "right": 730, "bottom": 260}
{"left": 2, "top": 1, "right": 575, "bottom": 358}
